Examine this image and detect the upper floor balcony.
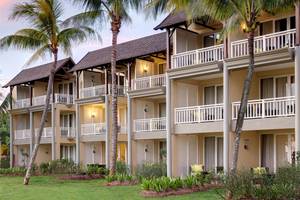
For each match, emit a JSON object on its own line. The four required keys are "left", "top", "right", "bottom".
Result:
{"left": 15, "top": 129, "right": 31, "bottom": 140}
{"left": 174, "top": 103, "right": 224, "bottom": 134}
{"left": 134, "top": 117, "right": 166, "bottom": 132}
{"left": 12, "top": 93, "right": 74, "bottom": 109}
{"left": 232, "top": 96, "right": 295, "bottom": 120}
{"left": 81, "top": 123, "right": 106, "bottom": 136}
{"left": 131, "top": 74, "right": 166, "bottom": 91}
{"left": 171, "top": 29, "right": 296, "bottom": 70}
{"left": 79, "top": 84, "right": 126, "bottom": 99}
{"left": 60, "top": 127, "right": 76, "bottom": 138}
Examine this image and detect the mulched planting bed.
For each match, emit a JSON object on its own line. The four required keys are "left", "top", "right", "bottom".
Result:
{"left": 141, "top": 184, "right": 222, "bottom": 198}
{"left": 59, "top": 174, "right": 104, "bottom": 180}
{"left": 106, "top": 180, "right": 138, "bottom": 186}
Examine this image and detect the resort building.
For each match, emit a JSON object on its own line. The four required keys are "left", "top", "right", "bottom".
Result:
{"left": 5, "top": 7, "right": 300, "bottom": 177}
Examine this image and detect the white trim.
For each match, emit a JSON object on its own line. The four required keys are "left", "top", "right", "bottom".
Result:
{"left": 273, "top": 135, "right": 277, "bottom": 173}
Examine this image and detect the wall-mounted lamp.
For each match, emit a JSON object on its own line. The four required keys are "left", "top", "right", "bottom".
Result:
{"left": 143, "top": 65, "right": 148, "bottom": 74}
{"left": 144, "top": 105, "right": 149, "bottom": 113}
{"left": 145, "top": 145, "right": 148, "bottom": 153}
{"left": 244, "top": 139, "right": 249, "bottom": 150}
{"left": 91, "top": 112, "right": 95, "bottom": 119}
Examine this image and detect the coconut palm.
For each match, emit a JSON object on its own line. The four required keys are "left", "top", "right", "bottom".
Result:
{"left": 67, "top": 0, "right": 142, "bottom": 175}
{"left": 147, "top": 0, "right": 296, "bottom": 173}
{"left": 0, "top": 0, "right": 97, "bottom": 185}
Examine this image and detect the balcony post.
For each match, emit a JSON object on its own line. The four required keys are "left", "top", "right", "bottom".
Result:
{"left": 223, "top": 62, "right": 230, "bottom": 173}
{"left": 166, "top": 74, "right": 172, "bottom": 176}
{"left": 51, "top": 105, "right": 56, "bottom": 160}
{"left": 29, "top": 111, "right": 34, "bottom": 156}
{"left": 75, "top": 104, "right": 81, "bottom": 164}
{"left": 166, "top": 28, "right": 171, "bottom": 69}
{"left": 127, "top": 96, "right": 132, "bottom": 173}
{"left": 295, "top": 2, "right": 300, "bottom": 154}
{"left": 105, "top": 95, "right": 110, "bottom": 169}
{"left": 9, "top": 86, "right": 13, "bottom": 110}
{"left": 9, "top": 114, "right": 14, "bottom": 167}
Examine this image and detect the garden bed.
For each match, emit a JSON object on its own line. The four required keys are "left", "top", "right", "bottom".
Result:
{"left": 59, "top": 174, "right": 104, "bottom": 180}
{"left": 141, "top": 184, "right": 222, "bottom": 198}
{"left": 106, "top": 180, "right": 138, "bottom": 186}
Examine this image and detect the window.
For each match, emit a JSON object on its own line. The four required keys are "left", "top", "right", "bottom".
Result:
{"left": 158, "top": 63, "right": 166, "bottom": 74}
{"left": 159, "top": 103, "right": 166, "bottom": 118}
{"left": 260, "top": 75, "right": 294, "bottom": 98}
{"left": 275, "top": 18, "right": 287, "bottom": 32}
{"left": 204, "top": 85, "right": 223, "bottom": 105}
{"left": 205, "top": 137, "right": 223, "bottom": 171}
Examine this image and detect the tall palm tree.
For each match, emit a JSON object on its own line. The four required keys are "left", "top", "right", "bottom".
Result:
{"left": 67, "top": 0, "right": 142, "bottom": 175}
{"left": 0, "top": 0, "right": 97, "bottom": 185}
{"left": 147, "top": 0, "right": 296, "bottom": 173}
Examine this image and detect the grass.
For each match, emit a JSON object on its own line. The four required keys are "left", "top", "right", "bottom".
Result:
{"left": 0, "top": 176, "right": 222, "bottom": 200}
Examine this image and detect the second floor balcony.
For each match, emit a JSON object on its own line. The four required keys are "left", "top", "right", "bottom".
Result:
{"left": 131, "top": 74, "right": 166, "bottom": 90}
{"left": 134, "top": 117, "right": 166, "bottom": 132}
{"left": 15, "top": 129, "right": 31, "bottom": 140}
{"left": 81, "top": 123, "right": 106, "bottom": 136}
{"left": 79, "top": 84, "right": 126, "bottom": 99}
{"left": 34, "top": 127, "right": 53, "bottom": 138}
{"left": 232, "top": 96, "right": 295, "bottom": 120}
{"left": 13, "top": 93, "right": 74, "bottom": 109}
{"left": 171, "top": 29, "right": 296, "bottom": 69}
{"left": 175, "top": 103, "right": 224, "bottom": 124}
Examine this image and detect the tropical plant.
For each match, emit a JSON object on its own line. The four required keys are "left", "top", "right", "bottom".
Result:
{"left": 146, "top": 0, "right": 297, "bottom": 172}
{"left": 0, "top": 0, "right": 97, "bottom": 185}
{"left": 67, "top": 0, "right": 142, "bottom": 175}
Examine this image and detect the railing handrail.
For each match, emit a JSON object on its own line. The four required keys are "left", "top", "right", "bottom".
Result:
{"left": 132, "top": 73, "right": 166, "bottom": 82}
{"left": 134, "top": 117, "right": 166, "bottom": 122}
{"left": 172, "top": 44, "right": 224, "bottom": 58}
{"left": 231, "top": 29, "right": 296, "bottom": 45}
{"left": 232, "top": 96, "right": 295, "bottom": 104}
{"left": 175, "top": 103, "right": 224, "bottom": 110}
{"left": 80, "top": 84, "right": 106, "bottom": 91}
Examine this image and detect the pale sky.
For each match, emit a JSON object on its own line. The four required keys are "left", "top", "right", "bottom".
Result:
{"left": 0, "top": 0, "right": 167, "bottom": 99}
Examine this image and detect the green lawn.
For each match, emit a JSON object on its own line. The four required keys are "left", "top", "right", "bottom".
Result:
{"left": 0, "top": 176, "right": 222, "bottom": 200}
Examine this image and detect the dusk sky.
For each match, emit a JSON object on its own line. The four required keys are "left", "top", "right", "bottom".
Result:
{"left": 0, "top": 0, "right": 167, "bottom": 98}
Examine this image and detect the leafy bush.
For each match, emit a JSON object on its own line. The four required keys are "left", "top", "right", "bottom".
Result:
{"left": 116, "top": 161, "right": 129, "bottom": 174}
{"left": 136, "top": 162, "right": 167, "bottom": 180}
{"left": 86, "top": 164, "right": 108, "bottom": 176}
{"left": 222, "top": 166, "right": 300, "bottom": 200}
{"left": 106, "top": 173, "right": 134, "bottom": 183}
{"left": 141, "top": 173, "right": 214, "bottom": 192}
{"left": 39, "top": 162, "right": 50, "bottom": 175}
{"left": 0, "top": 167, "right": 26, "bottom": 176}
{"left": 0, "top": 157, "right": 10, "bottom": 168}
{"left": 46, "top": 159, "right": 80, "bottom": 174}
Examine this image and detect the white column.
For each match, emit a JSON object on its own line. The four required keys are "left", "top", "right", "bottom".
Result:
{"left": 166, "top": 74, "right": 172, "bottom": 177}
{"left": 223, "top": 62, "right": 230, "bottom": 172}
{"left": 105, "top": 95, "right": 110, "bottom": 169}
{"left": 29, "top": 111, "right": 34, "bottom": 156}
{"left": 127, "top": 96, "right": 132, "bottom": 172}
{"left": 9, "top": 114, "right": 13, "bottom": 167}
{"left": 295, "top": 45, "right": 300, "bottom": 154}
{"left": 51, "top": 105, "right": 56, "bottom": 160}
{"left": 75, "top": 104, "right": 80, "bottom": 164}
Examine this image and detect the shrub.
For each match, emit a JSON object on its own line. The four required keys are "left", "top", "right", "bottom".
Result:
{"left": 106, "top": 173, "right": 134, "bottom": 183}
{"left": 47, "top": 159, "right": 80, "bottom": 174}
{"left": 116, "top": 161, "right": 129, "bottom": 174}
{"left": 86, "top": 164, "right": 108, "bottom": 176}
{"left": 0, "top": 167, "right": 26, "bottom": 176}
{"left": 136, "top": 162, "right": 167, "bottom": 180}
{"left": 222, "top": 166, "right": 300, "bottom": 200}
{"left": 0, "top": 157, "right": 10, "bottom": 168}
{"left": 39, "top": 162, "right": 50, "bottom": 175}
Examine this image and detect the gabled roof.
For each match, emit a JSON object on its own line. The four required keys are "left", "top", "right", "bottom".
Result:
{"left": 4, "top": 57, "right": 74, "bottom": 87}
{"left": 154, "top": 11, "right": 187, "bottom": 30}
{"left": 72, "top": 32, "right": 167, "bottom": 72}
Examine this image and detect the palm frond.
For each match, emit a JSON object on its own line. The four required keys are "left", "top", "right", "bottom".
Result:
{"left": 0, "top": 35, "right": 45, "bottom": 51}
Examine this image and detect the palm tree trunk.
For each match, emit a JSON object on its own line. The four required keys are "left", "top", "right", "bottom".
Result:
{"left": 23, "top": 51, "right": 58, "bottom": 185}
{"left": 109, "top": 17, "right": 120, "bottom": 175}
{"left": 231, "top": 30, "right": 255, "bottom": 173}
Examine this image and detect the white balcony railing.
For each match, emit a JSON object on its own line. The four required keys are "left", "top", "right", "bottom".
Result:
{"left": 131, "top": 74, "right": 166, "bottom": 90}
{"left": 134, "top": 117, "right": 166, "bottom": 132}
{"left": 34, "top": 127, "right": 53, "bottom": 138}
{"left": 81, "top": 123, "right": 106, "bottom": 135}
{"left": 232, "top": 96, "right": 295, "bottom": 120}
{"left": 13, "top": 98, "right": 30, "bottom": 109}
{"left": 32, "top": 95, "right": 47, "bottom": 106}
{"left": 60, "top": 127, "right": 76, "bottom": 138}
{"left": 175, "top": 104, "right": 224, "bottom": 124}
{"left": 79, "top": 84, "right": 126, "bottom": 99}
{"left": 172, "top": 44, "right": 224, "bottom": 69}
{"left": 15, "top": 129, "right": 31, "bottom": 140}
{"left": 55, "top": 94, "right": 74, "bottom": 104}
{"left": 231, "top": 29, "right": 296, "bottom": 58}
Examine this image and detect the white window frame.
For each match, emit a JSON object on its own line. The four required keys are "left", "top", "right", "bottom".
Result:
{"left": 203, "top": 84, "right": 223, "bottom": 105}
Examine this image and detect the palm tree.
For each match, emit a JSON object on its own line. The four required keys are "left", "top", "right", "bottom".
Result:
{"left": 0, "top": 0, "right": 97, "bottom": 185}
{"left": 67, "top": 0, "right": 142, "bottom": 175}
{"left": 147, "top": 0, "right": 296, "bottom": 173}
